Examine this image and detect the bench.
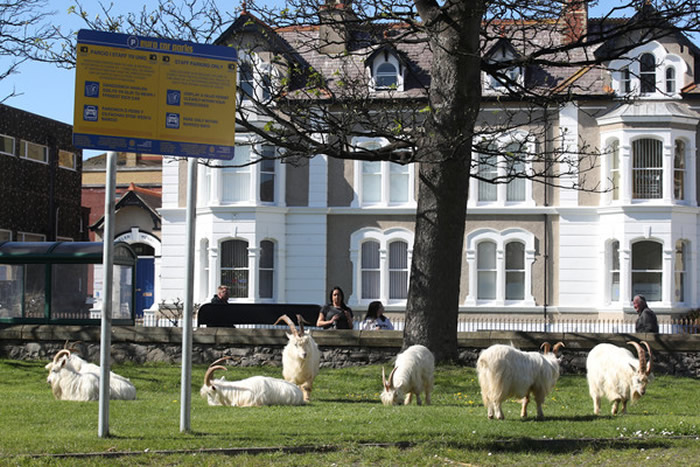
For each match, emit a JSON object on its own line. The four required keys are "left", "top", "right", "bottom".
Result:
{"left": 197, "top": 303, "right": 322, "bottom": 328}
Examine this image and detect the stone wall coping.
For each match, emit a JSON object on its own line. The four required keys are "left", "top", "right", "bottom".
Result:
{"left": 1, "top": 325, "right": 699, "bottom": 352}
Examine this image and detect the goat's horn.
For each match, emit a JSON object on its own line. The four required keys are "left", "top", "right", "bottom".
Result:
{"left": 540, "top": 342, "right": 551, "bottom": 354}
{"left": 274, "top": 314, "right": 298, "bottom": 336}
{"left": 387, "top": 367, "right": 398, "bottom": 388}
{"left": 627, "top": 341, "right": 647, "bottom": 374}
{"left": 296, "top": 314, "right": 305, "bottom": 335}
{"left": 209, "top": 356, "right": 232, "bottom": 368}
{"left": 53, "top": 349, "right": 71, "bottom": 364}
{"left": 382, "top": 367, "right": 387, "bottom": 387}
{"left": 552, "top": 342, "right": 565, "bottom": 356}
{"left": 204, "top": 364, "right": 227, "bottom": 388}
{"left": 641, "top": 341, "right": 653, "bottom": 375}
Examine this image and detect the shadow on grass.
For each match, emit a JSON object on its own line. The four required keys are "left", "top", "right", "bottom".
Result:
{"left": 483, "top": 437, "right": 672, "bottom": 454}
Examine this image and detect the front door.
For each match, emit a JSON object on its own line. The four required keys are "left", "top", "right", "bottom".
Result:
{"left": 135, "top": 257, "right": 154, "bottom": 317}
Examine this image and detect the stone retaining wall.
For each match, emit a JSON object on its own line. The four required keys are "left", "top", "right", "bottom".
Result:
{"left": 1, "top": 325, "right": 699, "bottom": 378}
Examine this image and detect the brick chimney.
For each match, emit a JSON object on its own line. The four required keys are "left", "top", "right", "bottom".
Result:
{"left": 562, "top": 0, "right": 588, "bottom": 44}
{"left": 318, "top": 1, "right": 354, "bottom": 55}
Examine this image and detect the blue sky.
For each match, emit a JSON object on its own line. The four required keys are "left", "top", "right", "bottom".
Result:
{"left": 0, "top": 0, "right": 671, "bottom": 158}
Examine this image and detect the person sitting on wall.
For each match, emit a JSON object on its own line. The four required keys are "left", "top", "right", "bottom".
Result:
{"left": 317, "top": 286, "right": 354, "bottom": 329}
{"left": 210, "top": 285, "right": 230, "bottom": 304}
{"left": 360, "top": 301, "right": 394, "bottom": 330}
{"left": 633, "top": 294, "right": 659, "bottom": 333}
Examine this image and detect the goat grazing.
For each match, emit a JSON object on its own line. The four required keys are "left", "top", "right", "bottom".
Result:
{"left": 199, "top": 359, "right": 305, "bottom": 407}
{"left": 586, "top": 341, "right": 653, "bottom": 415}
{"left": 46, "top": 350, "right": 136, "bottom": 401}
{"left": 274, "top": 314, "right": 320, "bottom": 401}
{"left": 477, "top": 342, "right": 564, "bottom": 419}
{"left": 381, "top": 344, "right": 434, "bottom": 406}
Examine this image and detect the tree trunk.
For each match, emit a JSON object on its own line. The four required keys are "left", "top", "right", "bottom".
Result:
{"left": 404, "top": 158, "right": 470, "bottom": 361}
{"left": 404, "top": 0, "right": 484, "bottom": 362}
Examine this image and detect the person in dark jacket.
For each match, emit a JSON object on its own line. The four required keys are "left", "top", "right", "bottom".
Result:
{"left": 633, "top": 294, "right": 659, "bottom": 333}
{"left": 316, "top": 286, "right": 353, "bottom": 329}
{"left": 211, "top": 285, "right": 230, "bottom": 304}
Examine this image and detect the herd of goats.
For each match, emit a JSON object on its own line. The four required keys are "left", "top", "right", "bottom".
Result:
{"left": 44, "top": 314, "right": 654, "bottom": 418}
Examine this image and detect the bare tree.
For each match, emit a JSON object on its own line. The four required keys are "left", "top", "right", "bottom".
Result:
{"left": 53, "top": 0, "right": 700, "bottom": 360}
{"left": 0, "top": 0, "right": 61, "bottom": 101}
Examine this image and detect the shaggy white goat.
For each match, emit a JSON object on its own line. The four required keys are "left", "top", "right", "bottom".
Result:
{"left": 274, "top": 314, "right": 320, "bottom": 401}
{"left": 199, "top": 360, "right": 305, "bottom": 407}
{"left": 381, "top": 344, "right": 434, "bottom": 406}
{"left": 46, "top": 351, "right": 136, "bottom": 401}
{"left": 476, "top": 342, "right": 564, "bottom": 419}
{"left": 586, "top": 341, "right": 653, "bottom": 415}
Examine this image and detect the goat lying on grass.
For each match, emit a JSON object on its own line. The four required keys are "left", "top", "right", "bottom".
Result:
{"left": 46, "top": 349, "right": 136, "bottom": 401}
{"left": 477, "top": 342, "right": 564, "bottom": 419}
{"left": 200, "top": 357, "right": 305, "bottom": 407}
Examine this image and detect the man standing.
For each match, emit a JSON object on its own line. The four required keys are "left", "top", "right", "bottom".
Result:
{"left": 633, "top": 294, "right": 659, "bottom": 333}
{"left": 211, "top": 285, "right": 230, "bottom": 304}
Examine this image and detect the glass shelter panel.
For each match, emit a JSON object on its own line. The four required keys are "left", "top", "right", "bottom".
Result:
{"left": 0, "top": 264, "right": 22, "bottom": 318}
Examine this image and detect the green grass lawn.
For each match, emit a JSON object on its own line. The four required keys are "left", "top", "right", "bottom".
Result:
{"left": 0, "top": 359, "right": 698, "bottom": 465}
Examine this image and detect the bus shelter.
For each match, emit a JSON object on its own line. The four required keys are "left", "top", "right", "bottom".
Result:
{"left": 0, "top": 242, "right": 136, "bottom": 325}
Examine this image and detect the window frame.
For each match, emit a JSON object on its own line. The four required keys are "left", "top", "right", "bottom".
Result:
{"left": 469, "top": 133, "right": 535, "bottom": 207}
{"left": 351, "top": 137, "right": 416, "bottom": 208}
{"left": 58, "top": 150, "right": 77, "bottom": 171}
{"left": 631, "top": 240, "right": 663, "bottom": 302}
{"left": 465, "top": 228, "right": 536, "bottom": 306}
{"left": 258, "top": 239, "right": 275, "bottom": 300}
{"left": 19, "top": 140, "right": 48, "bottom": 164}
{"left": 632, "top": 137, "right": 663, "bottom": 200}
{"left": 17, "top": 232, "right": 46, "bottom": 242}
{"left": 220, "top": 239, "right": 250, "bottom": 299}
{"left": 0, "top": 134, "right": 15, "bottom": 156}
{"left": 369, "top": 51, "right": 404, "bottom": 92}
{"left": 349, "top": 227, "right": 413, "bottom": 306}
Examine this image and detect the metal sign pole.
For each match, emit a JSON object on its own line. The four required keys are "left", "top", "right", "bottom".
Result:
{"left": 180, "top": 157, "right": 198, "bottom": 432}
{"left": 98, "top": 151, "right": 117, "bottom": 437}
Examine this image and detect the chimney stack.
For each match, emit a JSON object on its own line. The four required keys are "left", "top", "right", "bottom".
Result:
{"left": 318, "top": 1, "right": 354, "bottom": 55}
{"left": 562, "top": 0, "right": 588, "bottom": 44}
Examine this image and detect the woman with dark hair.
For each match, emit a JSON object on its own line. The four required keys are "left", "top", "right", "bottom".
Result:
{"left": 360, "top": 301, "right": 394, "bottom": 330}
{"left": 317, "top": 286, "right": 354, "bottom": 329}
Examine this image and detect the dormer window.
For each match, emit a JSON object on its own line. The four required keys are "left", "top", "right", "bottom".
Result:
{"left": 237, "top": 54, "right": 273, "bottom": 103}
{"left": 610, "top": 41, "right": 685, "bottom": 99}
{"left": 368, "top": 50, "right": 404, "bottom": 92}
{"left": 483, "top": 40, "right": 524, "bottom": 94}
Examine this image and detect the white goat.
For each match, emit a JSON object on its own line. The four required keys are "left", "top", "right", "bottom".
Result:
{"left": 477, "top": 342, "right": 564, "bottom": 419}
{"left": 274, "top": 314, "right": 320, "bottom": 401}
{"left": 46, "top": 350, "right": 136, "bottom": 401}
{"left": 586, "top": 341, "right": 653, "bottom": 415}
{"left": 381, "top": 344, "right": 434, "bottom": 406}
{"left": 199, "top": 359, "right": 305, "bottom": 407}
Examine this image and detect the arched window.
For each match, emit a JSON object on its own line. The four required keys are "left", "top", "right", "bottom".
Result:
{"left": 675, "top": 240, "right": 687, "bottom": 303}
{"left": 361, "top": 241, "right": 380, "bottom": 299}
{"left": 674, "top": 139, "right": 685, "bottom": 200}
{"left": 221, "top": 239, "right": 249, "bottom": 298}
{"left": 631, "top": 241, "right": 662, "bottom": 301}
{"left": 259, "top": 240, "right": 274, "bottom": 299}
{"left": 609, "top": 240, "right": 620, "bottom": 302}
{"left": 640, "top": 53, "right": 656, "bottom": 93}
{"left": 389, "top": 241, "right": 408, "bottom": 299}
{"left": 471, "top": 135, "right": 533, "bottom": 206}
{"left": 376, "top": 62, "right": 398, "bottom": 89}
{"left": 477, "top": 241, "right": 497, "bottom": 300}
{"left": 632, "top": 138, "right": 663, "bottom": 199}
{"left": 505, "top": 241, "right": 525, "bottom": 300}
{"left": 666, "top": 67, "right": 676, "bottom": 94}
{"left": 350, "top": 228, "right": 413, "bottom": 305}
